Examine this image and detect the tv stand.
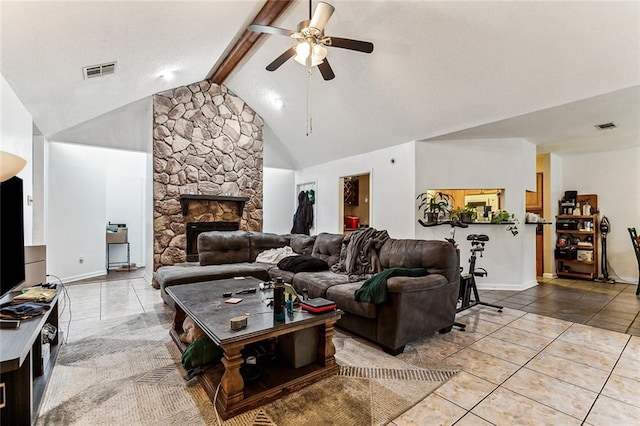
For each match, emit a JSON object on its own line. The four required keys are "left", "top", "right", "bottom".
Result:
{"left": 0, "top": 288, "right": 60, "bottom": 426}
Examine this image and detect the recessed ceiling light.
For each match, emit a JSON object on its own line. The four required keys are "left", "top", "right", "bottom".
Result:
{"left": 160, "top": 71, "right": 175, "bottom": 81}
{"left": 273, "top": 97, "right": 284, "bottom": 109}
{"left": 595, "top": 122, "right": 616, "bottom": 130}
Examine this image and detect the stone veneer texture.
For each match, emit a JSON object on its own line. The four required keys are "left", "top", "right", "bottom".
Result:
{"left": 153, "top": 81, "right": 263, "bottom": 271}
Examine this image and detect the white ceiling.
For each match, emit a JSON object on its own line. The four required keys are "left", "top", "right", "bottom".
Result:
{"left": 1, "top": 1, "right": 639, "bottom": 169}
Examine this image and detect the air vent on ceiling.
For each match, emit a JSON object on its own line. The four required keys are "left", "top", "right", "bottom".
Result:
{"left": 595, "top": 122, "right": 616, "bottom": 130}
{"left": 82, "top": 61, "right": 117, "bottom": 79}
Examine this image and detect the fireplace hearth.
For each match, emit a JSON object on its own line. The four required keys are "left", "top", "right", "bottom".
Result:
{"left": 186, "top": 221, "right": 239, "bottom": 262}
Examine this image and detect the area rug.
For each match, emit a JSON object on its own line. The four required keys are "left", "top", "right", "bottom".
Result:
{"left": 37, "top": 312, "right": 458, "bottom": 426}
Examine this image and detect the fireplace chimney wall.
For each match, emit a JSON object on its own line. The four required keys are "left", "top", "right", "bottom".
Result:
{"left": 152, "top": 81, "right": 263, "bottom": 274}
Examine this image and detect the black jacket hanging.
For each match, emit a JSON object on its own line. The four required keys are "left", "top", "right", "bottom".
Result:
{"left": 291, "top": 190, "right": 314, "bottom": 235}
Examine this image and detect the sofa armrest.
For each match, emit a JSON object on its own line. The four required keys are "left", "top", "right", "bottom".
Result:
{"left": 386, "top": 274, "right": 449, "bottom": 293}
{"left": 376, "top": 274, "right": 460, "bottom": 352}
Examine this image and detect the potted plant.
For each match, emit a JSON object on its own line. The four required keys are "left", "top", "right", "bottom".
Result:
{"left": 492, "top": 210, "right": 519, "bottom": 236}
{"left": 459, "top": 204, "right": 478, "bottom": 223}
{"left": 417, "top": 191, "right": 452, "bottom": 223}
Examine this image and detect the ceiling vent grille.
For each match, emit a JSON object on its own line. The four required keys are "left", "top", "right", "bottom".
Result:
{"left": 82, "top": 61, "right": 117, "bottom": 79}
{"left": 595, "top": 122, "right": 616, "bottom": 130}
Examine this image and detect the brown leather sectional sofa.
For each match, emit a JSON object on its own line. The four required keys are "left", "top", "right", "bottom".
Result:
{"left": 155, "top": 230, "right": 460, "bottom": 355}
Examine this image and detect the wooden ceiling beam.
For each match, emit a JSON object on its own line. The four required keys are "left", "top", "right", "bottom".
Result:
{"left": 208, "top": 0, "right": 294, "bottom": 84}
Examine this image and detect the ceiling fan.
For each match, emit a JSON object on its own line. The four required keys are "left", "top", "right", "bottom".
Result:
{"left": 248, "top": 0, "right": 374, "bottom": 80}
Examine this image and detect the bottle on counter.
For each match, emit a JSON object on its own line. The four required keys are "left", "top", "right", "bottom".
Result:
{"left": 573, "top": 202, "right": 581, "bottom": 216}
{"left": 286, "top": 294, "right": 294, "bottom": 316}
{"left": 273, "top": 277, "right": 285, "bottom": 321}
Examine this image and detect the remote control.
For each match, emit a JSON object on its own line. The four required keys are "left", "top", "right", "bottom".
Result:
{"left": 236, "top": 288, "right": 257, "bottom": 294}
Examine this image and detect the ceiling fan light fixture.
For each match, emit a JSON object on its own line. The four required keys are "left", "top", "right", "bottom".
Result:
{"left": 293, "top": 42, "right": 327, "bottom": 66}
{"left": 309, "top": 2, "right": 335, "bottom": 32}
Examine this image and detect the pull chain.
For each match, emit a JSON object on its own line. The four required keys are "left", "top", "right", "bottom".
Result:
{"left": 306, "top": 41, "right": 313, "bottom": 136}
{"left": 307, "top": 0, "right": 313, "bottom": 135}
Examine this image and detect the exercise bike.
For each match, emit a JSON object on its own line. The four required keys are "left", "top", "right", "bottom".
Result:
{"left": 418, "top": 219, "right": 503, "bottom": 332}
{"left": 457, "top": 234, "right": 503, "bottom": 314}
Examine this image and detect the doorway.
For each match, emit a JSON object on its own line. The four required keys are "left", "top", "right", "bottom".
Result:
{"left": 526, "top": 172, "right": 544, "bottom": 277}
{"left": 339, "top": 173, "right": 371, "bottom": 234}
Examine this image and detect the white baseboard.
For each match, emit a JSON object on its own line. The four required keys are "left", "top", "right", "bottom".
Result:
{"left": 61, "top": 270, "right": 108, "bottom": 284}
{"left": 542, "top": 272, "right": 558, "bottom": 279}
{"left": 143, "top": 270, "right": 153, "bottom": 285}
{"left": 476, "top": 280, "right": 539, "bottom": 291}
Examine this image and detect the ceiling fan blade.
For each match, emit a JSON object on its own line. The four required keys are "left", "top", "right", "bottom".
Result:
{"left": 318, "top": 58, "right": 335, "bottom": 81}
{"left": 326, "top": 37, "right": 374, "bottom": 54}
{"left": 248, "top": 24, "right": 294, "bottom": 37}
{"left": 266, "top": 46, "right": 297, "bottom": 71}
{"left": 309, "top": 1, "right": 335, "bottom": 32}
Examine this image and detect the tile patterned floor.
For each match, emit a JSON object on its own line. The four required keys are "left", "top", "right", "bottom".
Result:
{"left": 479, "top": 277, "right": 640, "bottom": 336}
{"left": 391, "top": 306, "right": 639, "bottom": 425}
{"left": 58, "top": 276, "right": 640, "bottom": 425}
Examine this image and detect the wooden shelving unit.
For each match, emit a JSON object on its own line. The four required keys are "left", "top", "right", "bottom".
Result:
{"left": 555, "top": 194, "right": 599, "bottom": 280}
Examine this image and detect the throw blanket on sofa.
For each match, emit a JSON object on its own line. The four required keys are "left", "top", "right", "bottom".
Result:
{"left": 331, "top": 228, "right": 390, "bottom": 282}
{"left": 255, "top": 246, "right": 297, "bottom": 264}
{"left": 277, "top": 255, "right": 329, "bottom": 273}
{"left": 354, "top": 267, "right": 429, "bottom": 304}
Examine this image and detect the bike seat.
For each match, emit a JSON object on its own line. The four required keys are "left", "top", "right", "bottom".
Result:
{"left": 467, "top": 234, "right": 489, "bottom": 242}
{"left": 473, "top": 267, "right": 488, "bottom": 277}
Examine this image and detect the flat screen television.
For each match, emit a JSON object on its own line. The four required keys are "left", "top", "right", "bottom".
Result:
{"left": 0, "top": 176, "right": 26, "bottom": 299}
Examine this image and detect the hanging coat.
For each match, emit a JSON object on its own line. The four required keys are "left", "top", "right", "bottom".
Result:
{"left": 291, "top": 191, "right": 314, "bottom": 235}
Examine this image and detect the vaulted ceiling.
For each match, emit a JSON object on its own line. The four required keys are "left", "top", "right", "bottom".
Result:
{"left": 1, "top": 1, "right": 638, "bottom": 169}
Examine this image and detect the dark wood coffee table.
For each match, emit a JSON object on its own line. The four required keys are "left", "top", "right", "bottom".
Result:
{"left": 166, "top": 277, "right": 342, "bottom": 419}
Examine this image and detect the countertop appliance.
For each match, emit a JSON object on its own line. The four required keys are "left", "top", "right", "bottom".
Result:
{"left": 464, "top": 194, "right": 500, "bottom": 220}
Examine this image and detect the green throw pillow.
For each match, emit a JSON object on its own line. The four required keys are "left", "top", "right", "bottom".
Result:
{"left": 181, "top": 336, "right": 223, "bottom": 370}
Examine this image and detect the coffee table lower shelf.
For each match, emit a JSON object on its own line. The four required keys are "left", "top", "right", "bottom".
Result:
{"left": 170, "top": 330, "right": 339, "bottom": 419}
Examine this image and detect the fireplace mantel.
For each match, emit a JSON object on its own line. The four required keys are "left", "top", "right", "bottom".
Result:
{"left": 179, "top": 194, "right": 249, "bottom": 216}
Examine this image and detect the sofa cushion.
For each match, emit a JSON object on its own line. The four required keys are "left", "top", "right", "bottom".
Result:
{"left": 311, "top": 233, "right": 344, "bottom": 267}
{"left": 380, "top": 239, "right": 459, "bottom": 285}
{"left": 277, "top": 255, "right": 329, "bottom": 273}
{"left": 157, "top": 262, "right": 270, "bottom": 290}
{"left": 293, "top": 271, "right": 351, "bottom": 298}
{"left": 249, "top": 232, "right": 291, "bottom": 261}
{"left": 267, "top": 267, "right": 295, "bottom": 283}
{"left": 198, "top": 231, "right": 251, "bottom": 265}
{"left": 326, "top": 282, "right": 377, "bottom": 319}
{"left": 289, "top": 234, "right": 316, "bottom": 255}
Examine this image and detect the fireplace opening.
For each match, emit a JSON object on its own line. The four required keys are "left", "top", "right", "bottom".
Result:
{"left": 186, "top": 221, "right": 240, "bottom": 262}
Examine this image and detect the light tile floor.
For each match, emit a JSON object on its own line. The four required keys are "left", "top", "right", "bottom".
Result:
{"left": 391, "top": 306, "right": 640, "bottom": 426}
{"left": 58, "top": 276, "right": 640, "bottom": 425}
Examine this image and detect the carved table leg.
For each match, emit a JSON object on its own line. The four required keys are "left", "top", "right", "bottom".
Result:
{"left": 173, "top": 305, "right": 186, "bottom": 334}
{"left": 318, "top": 319, "right": 337, "bottom": 367}
{"left": 217, "top": 343, "right": 245, "bottom": 412}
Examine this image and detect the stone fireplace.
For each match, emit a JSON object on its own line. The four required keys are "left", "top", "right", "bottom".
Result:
{"left": 180, "top": 194, "right": 248, "bottom": 261}
{"left": 152, "top": 80, "right": 263, "bottom": 275}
